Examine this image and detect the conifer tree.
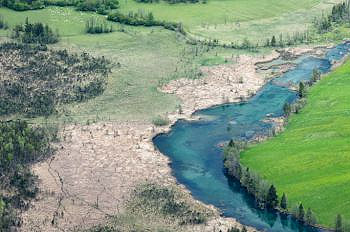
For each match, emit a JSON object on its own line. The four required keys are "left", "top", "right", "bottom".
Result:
{"left": 266, "top": 185, "right": 278, "bottom": 209}
{"left": 271, "top": 35, "right": 276, "bottom": 47}
{"left": 336, "top": 214, "right": 343, "bottom": 232}
{"left": 298, "top": 203, "right": 305, "bottom": 222}
{"left": 280, "top": 193, "right": 287, "bottom": 210}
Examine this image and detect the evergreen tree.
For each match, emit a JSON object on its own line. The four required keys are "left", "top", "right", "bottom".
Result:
{"left": 266, "top": 185, "right": 278, "bottom": 209}
{"left": 305, "top": 208, "right": 317, "bottom": 225}
{"left": 271, "top": 35, "right": 276, "bottom": 47}
{"left": 298, "top": 82, "right": 306, "bottom": 98}
{"left": 298, "top": 203, "right": 305, "bottom": 222}
{"left": 336, "top": 214, "right": 343, "bottom": 232}
{"left": 311, "top": 69, "right": 321, "bottom": 83}
{"left": 280, "top": 193, "right": 287, "bottom": 210}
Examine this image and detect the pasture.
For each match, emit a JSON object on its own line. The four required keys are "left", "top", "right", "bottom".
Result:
{"left": 241, "top": 60, "right": 350, "bottom": 227}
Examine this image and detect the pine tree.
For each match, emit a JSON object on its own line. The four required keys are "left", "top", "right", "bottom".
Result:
{"left": 266, "top": 185, "right": 278, "bottom": 209}
{"left": 271, "top": 35, "right": 276, "bottom": 47}
{"left": 298, "top": 203, "right": 305, "bottom": 222}
{"left": 280, "top": 193, "right": 287, "bottom": 210}
{"left": 335, "top": 214, "right": 343, "bottom": 232}
{"left": 228, "top": 139, "right": 234, "bottom": 147}
{"left": 311, "top": 69, "right": 321, "bottom": 83}
{"left": 305, "top": 208, "right": 317, "bottom": 225}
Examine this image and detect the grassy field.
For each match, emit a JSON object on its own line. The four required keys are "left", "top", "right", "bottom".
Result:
{"left": 241, "top": 60, "right": 350, "bottom": 228}
{"left": 0, "top": 6, "right": 248, "bottom": 123}
{"left": 118, "top": 0, "right": 342, "bottom": 43}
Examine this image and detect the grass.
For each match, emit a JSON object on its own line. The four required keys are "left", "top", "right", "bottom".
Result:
{"left": 118, "top": 0, "right": 343, "bottom": 43}
{"left": 241, "top": 60, "right": 350, "bottom": 228}
{"left": 0, "top": 6, "right": 254, "bottom": 123}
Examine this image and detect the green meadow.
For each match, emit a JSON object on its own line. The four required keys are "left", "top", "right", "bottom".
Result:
{"left": 118, "top": 0, "right": 343, "bottom": 43}
{"left": 241, "top": 60, "right": 350, "bottom": 227}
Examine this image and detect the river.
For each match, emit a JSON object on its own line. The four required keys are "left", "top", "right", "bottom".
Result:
{"left": 153, "top": 43, "right": 350, "bottom": 232}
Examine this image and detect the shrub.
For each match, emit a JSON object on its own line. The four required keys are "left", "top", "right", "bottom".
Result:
{"left": 12, "top": 18, "right": 59, "bottom": 44}
{"left": 85, "top": 18, "right": 114, "bottom": 34}
{"left": 152, "top": 116, "right": 170, "bottom": 126}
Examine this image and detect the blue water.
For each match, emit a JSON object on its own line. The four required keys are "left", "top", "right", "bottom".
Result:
{"left": 153, "top": 43, "right": 350, "bottom": 232}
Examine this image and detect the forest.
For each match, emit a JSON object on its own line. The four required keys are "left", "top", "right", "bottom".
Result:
{"left": 0, "top": 120, "right": 55, "bottom": 230}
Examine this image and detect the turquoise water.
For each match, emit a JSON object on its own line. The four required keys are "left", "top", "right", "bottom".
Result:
{"left": 153, "top": 43, "right": 350, "bottom": 232}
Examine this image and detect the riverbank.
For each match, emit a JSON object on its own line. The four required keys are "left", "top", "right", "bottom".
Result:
{"left": 20, "top": 44, "right": 330, "bottom": 232}
{"left": 239, "top": 44, "right": 350, "bottom": 229}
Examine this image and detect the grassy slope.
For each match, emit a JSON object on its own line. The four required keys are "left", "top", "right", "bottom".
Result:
{"left": 241, "top": 60, "right": 350, "bottom": 227}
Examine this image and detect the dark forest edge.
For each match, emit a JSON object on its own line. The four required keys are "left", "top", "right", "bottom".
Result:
{"left": 223, "top": 63, "right": 347, "bottom": 231}
{"left": 0, "top": 120, "right": 57, "bottom": 230}
{"left": 0, "top": 0, "right": 119, "bottom": 14}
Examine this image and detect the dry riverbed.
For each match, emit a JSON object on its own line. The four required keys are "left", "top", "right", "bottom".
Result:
{"left": 21, "top": 46, "right": 325, "bottom": 232}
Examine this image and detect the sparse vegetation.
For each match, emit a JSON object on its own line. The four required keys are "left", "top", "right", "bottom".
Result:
{"left": 0, "top": 42, "right": 111, "bottom": 117}
{"left": 84, "top": 183, "right": 212, "bottom": 231}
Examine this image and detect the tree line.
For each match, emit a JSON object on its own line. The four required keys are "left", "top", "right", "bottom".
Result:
{"left": 0, "top": 0, "right": 119, "bottom": 15}
{"left": 107, "top": 11, "right": 186, "bottom": 34}
{"left": 223, "top": 140, "right": 319, "bottom": 227}
{"left": 313, "top": 1, "right": 350, "bottom": 33}
{"left": 224, "top": 68, "right": 350, "bottom": 231}
{"left": 283, "top": 69, "right": 321, "bottom": 117}
{"left": 135, "top": 0, "right": 207, "bottom": 4}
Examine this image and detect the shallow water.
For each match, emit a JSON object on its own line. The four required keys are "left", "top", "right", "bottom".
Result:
{"left": 153, "top": 43, "right": 350, "bottom": 232}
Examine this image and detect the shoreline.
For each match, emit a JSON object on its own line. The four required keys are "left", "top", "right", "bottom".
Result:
{"left": 222, "top": 44, "right": 350, "bottom": 231}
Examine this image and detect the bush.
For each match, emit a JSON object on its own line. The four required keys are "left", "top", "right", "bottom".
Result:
{"left": 85, "top": 18, "right": 114, "bottom": 34}
{"left": 76, "top": 0, "right": 119, "bottom": 14}
{"left": 12, "top": 18, "right": 59, "bottom": 44}
{"left": 152, "top": 116, "right": 170, "bottom": 126}
{"left": 131, "top": 183, "right": 209, "bottom": 224}
{"left": 107, "top": 11, "right": 185, "bottom": 34}
{"left": 0, "top": 0, "right": 45, "bottom": 11}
